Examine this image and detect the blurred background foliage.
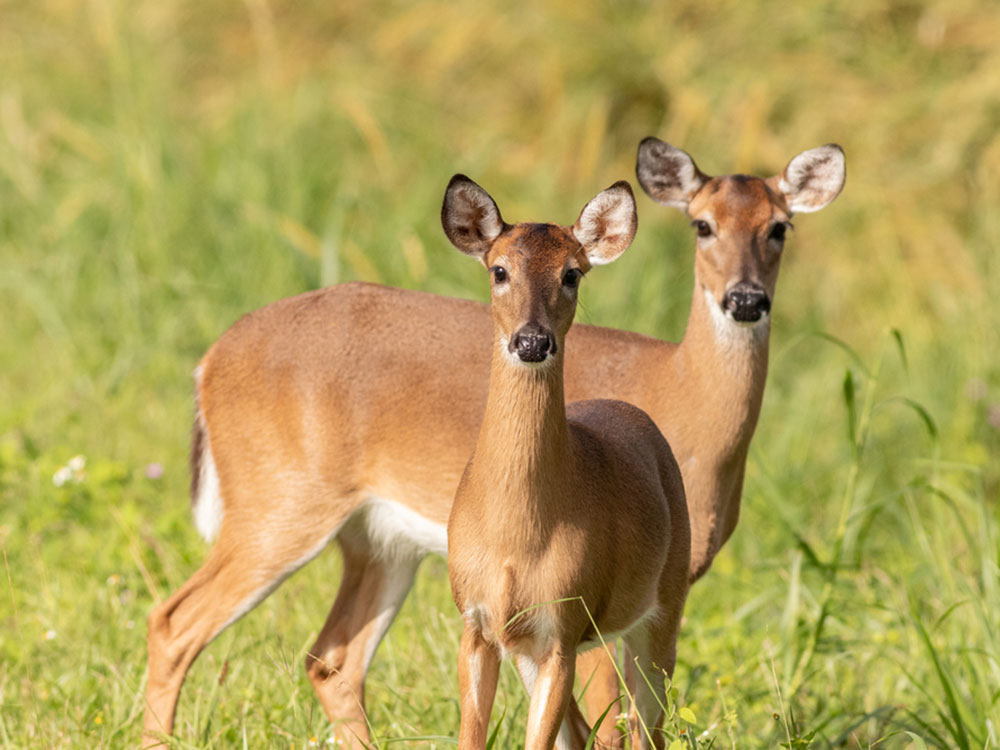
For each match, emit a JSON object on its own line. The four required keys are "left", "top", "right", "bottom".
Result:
{"left": 0, "top": 0, "right": 998, "bottom": 747}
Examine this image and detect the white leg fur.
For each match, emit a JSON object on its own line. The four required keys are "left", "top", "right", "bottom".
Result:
{"left": 517, "top": 655, "right": 574, "bottom": 750}
{"left": 467, "top": 646, "right": 483, "bottom": 713}
{"left": 359, "top": 556, "right": 421, "bottom": 674}
{"left": 528, "top": 671, "right": 554, "bottom": 741}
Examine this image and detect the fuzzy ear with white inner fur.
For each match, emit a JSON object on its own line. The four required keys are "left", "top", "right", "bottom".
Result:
{"left": 441, "top": 174, "right": 506, "bottom": 264}
{"left": 777, "top": 144, "right": 846, "bottom": 213}
{"left": 572, "top": 181, "right": 638, "bottom": 266}
{"left": 635, "top": 137, "right": 709, "bottom": 210}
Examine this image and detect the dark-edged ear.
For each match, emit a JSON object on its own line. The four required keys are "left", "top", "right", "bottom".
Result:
{"left": 777, "top": 144, "right": 845, "bottom": 213}
{"left": 441, "top": 174, "right": 506, "bottom": 264}
{"left": 572, "top": 181, "right": 637, "bottom": 266}
{"left": 635, "top": 137, "right": 708, "bottom": 210}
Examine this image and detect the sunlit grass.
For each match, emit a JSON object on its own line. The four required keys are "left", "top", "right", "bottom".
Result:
{"left": 1, "top": 0, "right": 998, "bottom": 747}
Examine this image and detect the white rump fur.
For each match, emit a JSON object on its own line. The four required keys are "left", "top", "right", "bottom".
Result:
{"left": 635, "top": 137, "right": 708, "bottom": 209}
{"left": 572, "top": 181, "right": 637, "bottom": 266}
{"left": 442, "top": 175, "right": 505, "bottom": 263}
{"left": 778, "top": 144, "right": 846, "bottom": 213}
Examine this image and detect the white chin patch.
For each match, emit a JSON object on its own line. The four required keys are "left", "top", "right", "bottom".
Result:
{"left": 727, "top": 313, "right": 769, "bottom": 328}
{"left": 498, "top": 336, "right": 555, "bottom": 370}
{"left": 704, "top": 289, "right": 769, "bottom": 345}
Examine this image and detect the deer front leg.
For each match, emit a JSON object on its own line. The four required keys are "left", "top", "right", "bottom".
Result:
{"left": 518, "top": 655, "right": 602, "bottom": 750}
{"left": 457, "top": 626, "right": 501, "bottom": 750}
{"left": 524, "top": 647, "right": 579, "bottom": 750}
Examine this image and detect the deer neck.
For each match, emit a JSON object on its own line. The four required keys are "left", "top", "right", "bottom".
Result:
{"left": 678, "top": 282, "right": 771, "bottom": 441}
{"left": 673, "top": 281, "right": 771, "bottom": 577}
{"left": 471, "top": 335, "right": 571, "bottom": 526}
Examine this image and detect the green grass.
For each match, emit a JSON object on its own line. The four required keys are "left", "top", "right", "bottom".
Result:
{"left": 2, "top": 0, "right": 999, "bottom": 747}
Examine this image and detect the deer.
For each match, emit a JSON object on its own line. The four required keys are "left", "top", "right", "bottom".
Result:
{"left": 143, "top": 140, "right": 845, "bottom": 748}
{"left": 444, "top": 175, "right": 690, "bottom": 750}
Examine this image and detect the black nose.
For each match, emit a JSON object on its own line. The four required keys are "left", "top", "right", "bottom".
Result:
{"left": 722, "top": 283, "right": 771, "bottom": 323}
{"left": 511, "top": 324, "right": 556, "bottom": 363}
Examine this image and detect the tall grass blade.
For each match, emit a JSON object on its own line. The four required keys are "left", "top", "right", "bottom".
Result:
{"left": 912, "top": 616, "right": 974, "bottom": 750}
{"left": 484, "top": 704, "right": 506, "bottom": 750}
{"left": 810, "top": 331, "right": 872, "bottom": 377}
{"left": 842, "top": 369, "right": 857, "bottom": 451}
{"left": 585, "top": 697, "right": 620, "bottom": 750}
{"left": 891, "top": 328, "right": 908, "bottom": 373}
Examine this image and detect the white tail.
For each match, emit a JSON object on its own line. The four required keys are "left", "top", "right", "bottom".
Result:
{"left": 143, "top": 141, "right": 845, "bottom": 748}
{"left": 444, "top": 175, "right": 690, "bottom": 750}
{"left": 189, "top": 377, "right": 223, "bottom": 542}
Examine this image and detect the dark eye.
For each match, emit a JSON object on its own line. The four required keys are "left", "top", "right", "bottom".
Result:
{"left": 490, "top": 266, "right": 508, "bottom": 283}
{"left": 692, "top": 220, "right": 712, "bottom": 238}
{"left": 769, "top": 223, "right": 788, "bottom": 242}
{"left": 562, "top": 269, "right": 582, "bottom": 289}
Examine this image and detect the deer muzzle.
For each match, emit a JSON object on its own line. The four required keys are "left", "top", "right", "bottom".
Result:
{"left": 510, "top": 323, "right": 557, "bottom": 363}
{"left": 722, "top": 282, "right": 771, "bottom": 323}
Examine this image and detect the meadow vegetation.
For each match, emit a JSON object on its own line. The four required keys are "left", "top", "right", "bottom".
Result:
{"left": 1, "top": 0, "right": 998, "bottom": 747}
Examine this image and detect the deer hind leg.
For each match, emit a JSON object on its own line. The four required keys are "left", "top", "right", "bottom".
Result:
{"left": 620, "top": 626, "right": 664, "bottom": 750}
{"left": 623, "top": 606, "right": 685, "bottom": 750}
{"left": 143, "top": 514, "right": 345, "bottom": 746}
{"left": 305, "top": 534, "right": 421, "bottom": 750}
{"left": 576, "top": 644, "right": 627, "bottom": 749}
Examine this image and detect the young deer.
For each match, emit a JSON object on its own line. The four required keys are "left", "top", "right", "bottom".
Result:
{"left": 444, "top": 175, "right": 690, "bottom": 750}
{"left": 143, "top": 141, "right": 845, "bottom": 748}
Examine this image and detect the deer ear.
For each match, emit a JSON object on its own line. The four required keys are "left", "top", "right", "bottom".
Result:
{"left": 441, "top": 174, "right": 506, "bottom": 264}
{"left": 777, "top": 144, "right": 845, "bottom": 213}
{"left": 635, "top": 137, "right": 708, "bottom": 210}
{"left": 573, "top": 181, "right": 637, "bottom": 266}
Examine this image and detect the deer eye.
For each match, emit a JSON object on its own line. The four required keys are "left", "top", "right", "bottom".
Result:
{"left": 490, "top": 266, "right": 508, "bottom": 283}
{"left": 562, "top": 269, "right": 582, "bottom": 289}
{"left": 769, "top": 223, "right": 789, "bottom": 242}
{"left": 692, "top": 220, "right": 713, "bottom": 238}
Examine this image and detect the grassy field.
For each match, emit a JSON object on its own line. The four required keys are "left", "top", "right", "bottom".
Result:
{"left": 2, "top": 0, "right": 999, "bottom": 747}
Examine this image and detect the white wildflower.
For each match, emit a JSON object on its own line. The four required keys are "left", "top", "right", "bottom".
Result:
{"left": 53, "top": 455, "right": 87, "bottom": 486}
{"left": 52, "top": 467, "right": 72, "bottom": 487}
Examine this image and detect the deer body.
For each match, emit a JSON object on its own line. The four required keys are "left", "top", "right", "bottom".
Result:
{"left": 451, "top": 389, "right": 676, "bottom": 657}
{"left": 442, "top": 180, "right": 688, "bottom": 750}
{"left": 144, "top": 141, "right": 845, "bottom": 748}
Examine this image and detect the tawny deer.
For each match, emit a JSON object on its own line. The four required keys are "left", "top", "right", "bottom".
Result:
{"left": 444, "top": 175, "right": 690, "bottom": 750}
{"left": 143, "top": 140, "right": 845, "bottom": 748}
